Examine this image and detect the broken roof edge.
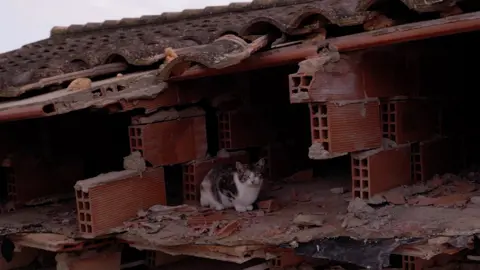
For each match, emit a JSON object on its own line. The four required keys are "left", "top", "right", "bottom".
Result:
{"left": 49, "top": 0, "right": 316, "bottom": 37}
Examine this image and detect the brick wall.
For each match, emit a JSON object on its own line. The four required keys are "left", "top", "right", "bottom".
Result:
{"left": 6, "top": 152, "right": 84, "bottom": 206}
{"left": 352, "top": 145, "right": 411, "bottom": 199}
{"left": 217, "top": 110, "right": 269, "bottom": 150}
{"left": 289, "top": 48, "right": 415, "bottom": 103}
{"left": 129, "top": 116, "right": 207, "bottom": 166}
{"left": 75, "top": 168, "right": 166, "bottom": 238}
{"left": 309, "top": 102, "right": 382, "bottom": 157}
{"left": 381, "top": 99, "right": 437, "bottom": 144}
{"left": 411, "top": 138, "right": 455, "bottom": 182}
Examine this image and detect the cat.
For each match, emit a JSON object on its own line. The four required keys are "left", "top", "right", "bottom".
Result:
{"left": 200, "top": 158, "right": 265, "bottom": 212}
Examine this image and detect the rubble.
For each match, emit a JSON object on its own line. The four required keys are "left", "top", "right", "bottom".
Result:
{"left": 347, "top": 198, "right": 375, "bottom": 215}
{"left": 123, "top": 151, "right": 146, "bottom": 172}
{"left": 293, "top": 214, "right": 325, "bottom": 227}
{"left": 257, "top": 199, "right": 280, "bottom": 213}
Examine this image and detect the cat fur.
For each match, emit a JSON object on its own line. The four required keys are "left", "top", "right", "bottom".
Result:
{"left": 200, "top": 158, "right": 265, "bottom": 212}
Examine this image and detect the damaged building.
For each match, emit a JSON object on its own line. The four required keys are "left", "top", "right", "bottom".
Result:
{"left": 3, "top": 0, "right": 480, "bottom": 269}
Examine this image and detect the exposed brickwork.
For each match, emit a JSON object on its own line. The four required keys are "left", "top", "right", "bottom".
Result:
{"left": 399, "top": 253, "right": 457, "bottom": 270}
{"left": 129, "top": 116, "right": 207, "bottom": 166}
{"left": 75, "top": 168, "right": 166, "bottom": 238}
{"left": 411, "top": 138, "right": 454, "bottom": 182}
{"left": 381, "top": 99, "right": 437, "bottom": 144}
{"left": 309, "top": 102, "right": 382, "bottom": 157}
{"left": 352, "top": 145, "right": 411, "bottom": 199}
{"left": 289, "top": 49, "right": 415, "bottom": 103}
{"left": 5, "top": 154, "right": 84, "bottom": 207}
{"left": 217, "top": 110, "right": 269, "bottom": 150}
{"left": 183, "top": 152, "right": 249, "bottom": 204}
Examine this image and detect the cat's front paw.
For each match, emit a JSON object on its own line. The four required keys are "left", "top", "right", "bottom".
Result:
{"left": 214, "top": 205, "right": 225, "bottom": 211}
{"left": 234, "top": 205, "right": 247, "bottom": 212}
{"left": 246, "top": 205, "right": 253, "bottom": 211}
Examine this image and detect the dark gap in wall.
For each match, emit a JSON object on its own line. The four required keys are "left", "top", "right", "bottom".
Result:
{"left": 164, "top": 164, "right": 184, "bottom": 206}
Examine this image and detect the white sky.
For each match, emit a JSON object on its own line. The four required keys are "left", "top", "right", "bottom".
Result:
{"left": 0, "top": 0, "right": 250, "bottom": 53}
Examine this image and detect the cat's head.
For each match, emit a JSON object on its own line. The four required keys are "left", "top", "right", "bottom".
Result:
{"left": 236, "top": 158, "right": 266, "bottom": 186}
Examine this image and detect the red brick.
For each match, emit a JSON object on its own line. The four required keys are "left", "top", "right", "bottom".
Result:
{"left": 381, "top": 99, "right": 438, "bottom": 144}
{"left": 266, "top": 248, "right": 304, "bottom": 269}
{"left": 74, "top": 168, "right": 166, "bottom": 238}
{"left": 217, "top": 110, "right": 270, "bottom": 150}
{"left": 57, "top": 250, "right": 120, "bottom": 270}
{"left": 289, "top": 48, "right": 415, "bottom": 103}
{"left": 411, "top": 138, "right": 455, "bottom": 182}
{"left": 129, "top": 116, "right": 207, "bottom": 166}
{"left": 309, "top": 101, "right": 382, "bottom": 157}
{"left": 399, "top": 253, "right": 458, "bottom": 270}
{"left": 183, "top": 152, "right": 249, "bottom": 204}
{"left": 5, "top": 153, "right": 84, "bottom": 207}
{"left": 352, "top": 145, "right": 411, "bottom": 199}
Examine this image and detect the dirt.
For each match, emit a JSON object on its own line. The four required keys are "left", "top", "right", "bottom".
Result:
{"left": 0, "top": 200, "right": 77, "bottom": 237}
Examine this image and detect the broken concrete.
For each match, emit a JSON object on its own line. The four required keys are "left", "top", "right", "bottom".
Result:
{"left": 123, "top": 151, "right": 146, "bottom": 172}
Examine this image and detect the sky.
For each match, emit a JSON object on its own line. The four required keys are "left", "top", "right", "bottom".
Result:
{"left": 0, "top": 0, "right": 250, "bottom": 53}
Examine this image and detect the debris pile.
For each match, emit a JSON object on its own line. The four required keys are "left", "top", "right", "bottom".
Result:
{"left": 374, "top": 173, "right": 477, "bottom": 208}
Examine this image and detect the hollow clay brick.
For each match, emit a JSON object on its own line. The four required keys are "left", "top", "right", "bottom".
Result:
{"left": 129, "top": 116, "right": 207, "bottom": 166}
{"left": 289, "top": 48, "right": 416, "bottom": 103}
{"left": 411, "top": 138, "right": 455, "bottom": 183}
{"left": 75, "top": 168, "right": 166, "bottom": 238}
{"left": 309, "top": 101, "right": 382, "bottom": 159}
{"left": 217, "top": 110, "right": 269, "bottom": 150}
{"left": 351, "top": 145, "right": 411, "bottom": 200}
{"left": 381, "top": 99, "right": 437, "bottom": 144}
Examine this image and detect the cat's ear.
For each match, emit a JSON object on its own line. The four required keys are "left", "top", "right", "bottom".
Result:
{"left": 255, "top": 158, "right": 266, "bottom": 170}
{"left": 235, "top": 161, "right": 244, "bottom": 172}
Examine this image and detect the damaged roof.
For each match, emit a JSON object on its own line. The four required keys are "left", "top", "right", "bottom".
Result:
{"left": 0, "top": 0, "right": 477, "bottom": 99}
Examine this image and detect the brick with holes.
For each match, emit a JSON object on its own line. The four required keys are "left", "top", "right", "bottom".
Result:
{"left": 309, "top": 101, "right": 382, "bottom": 159}
{"left": 289, "top": 47, "right": 417, "bottom": 103}
{"left": 183, "top": 151, "right": 249, "bottom": 204}
{"left": 217, "top": 110, "right": 270, "bottom": 150}
{"left": 381, "top": 99, "right": 438, "bottom": 144}
{"left": 129, "top": 115, "right": 207, "bottom": 166}
{"left": 2, "top": 152, "right": 84, "bottom": 209}
{"left": 74, "top": 167, "right": 166, "bottom": 238}
{"left": 411, "top": 137, "right": 456, "bottom": 183}
{"left": 351, "top": 145, "right": 411, "bottom": 200}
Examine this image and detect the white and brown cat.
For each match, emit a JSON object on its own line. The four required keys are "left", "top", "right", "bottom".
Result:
{"left": 200, "top": 158, "right": 265, "bottom": 212}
